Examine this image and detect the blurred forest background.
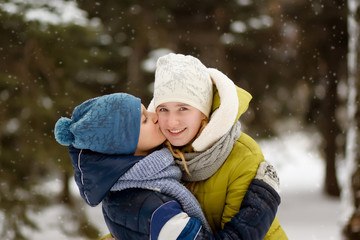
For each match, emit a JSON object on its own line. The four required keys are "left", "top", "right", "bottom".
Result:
{"left": 0, "top": 0, "right": 359, "bottom": 239}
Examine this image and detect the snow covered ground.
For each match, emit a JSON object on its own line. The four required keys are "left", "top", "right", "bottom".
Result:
{"left": 259, "top": 132, "right": 343, "bottom": 240}
{"left": 26, "top": 131, "right": 344, "bottom": 239}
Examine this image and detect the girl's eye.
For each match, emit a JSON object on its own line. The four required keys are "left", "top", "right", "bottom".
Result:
{"left": 158, "top": 108, "right": 167, "bottom": 112}
{"left": 180, "top": 107, "right": 188, "bottom": 111}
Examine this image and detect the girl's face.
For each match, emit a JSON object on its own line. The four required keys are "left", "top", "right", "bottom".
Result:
{"left": 135, "top": 104, "right": 166, "bottom": 156}
{"left": 156, "top": 102, "right": 206, "bottom": 147}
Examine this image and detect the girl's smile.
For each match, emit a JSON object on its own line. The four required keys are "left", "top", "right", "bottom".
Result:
{"left": 168, "top": 128, "right": 186, "bottom": 134}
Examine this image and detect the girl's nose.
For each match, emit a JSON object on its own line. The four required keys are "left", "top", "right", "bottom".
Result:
{"left": 166, "top": 113, "right": 179, "bottom": 127}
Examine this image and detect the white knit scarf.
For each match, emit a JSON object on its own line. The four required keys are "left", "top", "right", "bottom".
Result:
{"left": 176, "top": 121, "right": 242, "bottom": 182}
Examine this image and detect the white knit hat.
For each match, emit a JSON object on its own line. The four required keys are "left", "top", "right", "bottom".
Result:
{"left": 153, "top": 53, "right": 213, "bottom": 117}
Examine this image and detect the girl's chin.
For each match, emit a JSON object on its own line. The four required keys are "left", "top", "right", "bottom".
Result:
{"left": 165, "top": 135, "right": 194, "bottom": 147}
{"left": 168, "top": 140, "right": 187, "bottom": 148}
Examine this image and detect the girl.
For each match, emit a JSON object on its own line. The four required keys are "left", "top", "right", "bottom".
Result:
{"left": 149, "top": 53, "right": 288, "bottom": 239}
{"left": 54, "top": 93, "right": 281, "bottom": 240}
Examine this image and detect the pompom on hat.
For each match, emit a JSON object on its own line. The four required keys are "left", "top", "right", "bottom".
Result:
{"left": 152, "top": 53, "right": 213, "bottom": 117}
{"left": 54, "top": 93, "right": 141, "bottom": 155}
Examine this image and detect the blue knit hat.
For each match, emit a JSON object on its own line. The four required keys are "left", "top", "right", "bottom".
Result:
{"left": 54, "top": 93, "right": 141, "bottom": 155}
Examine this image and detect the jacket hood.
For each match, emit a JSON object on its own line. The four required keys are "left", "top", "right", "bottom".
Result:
{"left": 192, "top": 68, "right": 252, "bottom": 151}
{"left": 68, "top": 146, "right": 142, "bottom": 206}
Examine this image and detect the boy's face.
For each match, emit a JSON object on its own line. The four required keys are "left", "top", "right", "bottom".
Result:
{"left": 156, "top": 102, "right": 206, "bottom": 147}
{"left": 134, "top": 104, "right": 166, "bottom": 156}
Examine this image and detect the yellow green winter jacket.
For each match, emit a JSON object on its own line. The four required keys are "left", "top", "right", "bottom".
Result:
{"left": 188, "top": 68, "right": 288, "bottom": 239}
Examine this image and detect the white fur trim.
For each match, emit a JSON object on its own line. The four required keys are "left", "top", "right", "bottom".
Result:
{"left": 192, "top": 68, "right": 239, "bottom": 151}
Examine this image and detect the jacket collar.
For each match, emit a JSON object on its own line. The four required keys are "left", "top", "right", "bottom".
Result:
{"left": 68, "top": 146, "right": 142, "bottom": 206}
